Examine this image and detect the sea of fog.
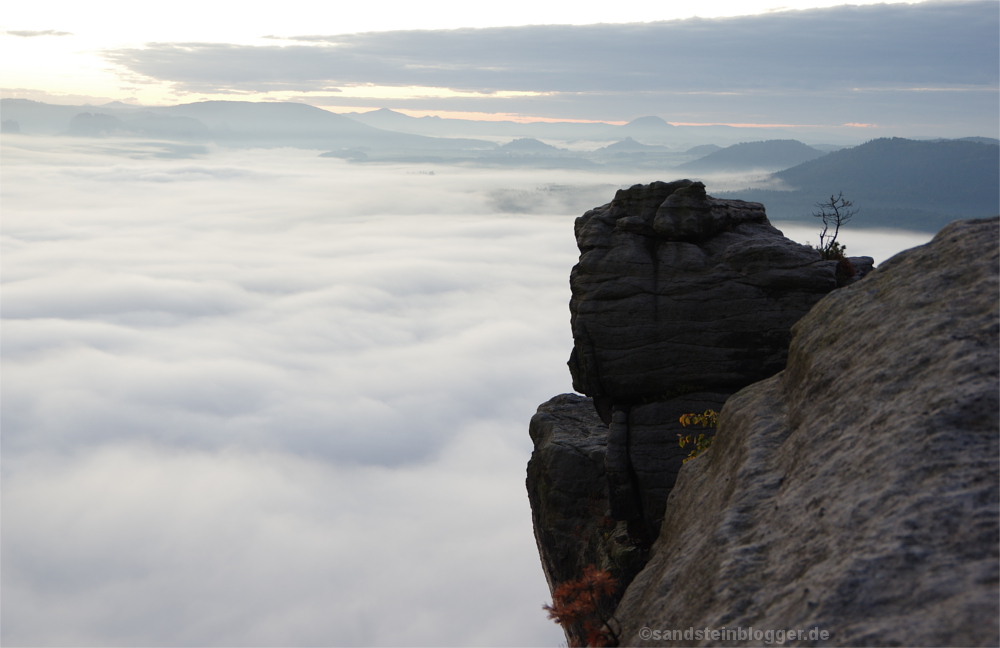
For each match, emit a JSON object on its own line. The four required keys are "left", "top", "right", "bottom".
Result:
{"left": 1, "top": 137, "right": 933, "bottom": 647}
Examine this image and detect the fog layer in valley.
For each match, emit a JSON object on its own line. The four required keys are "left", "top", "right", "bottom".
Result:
{"left": 1, "top": 137, "right": 932, "bottom": 646}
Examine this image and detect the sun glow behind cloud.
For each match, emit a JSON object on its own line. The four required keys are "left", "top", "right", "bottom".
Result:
{"left": 1, "top": 0, "right": 969, "bottom": 124}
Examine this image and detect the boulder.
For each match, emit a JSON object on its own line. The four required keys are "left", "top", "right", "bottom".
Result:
{"left": 614, "top": 217, "right": 1000, "bottom": 647}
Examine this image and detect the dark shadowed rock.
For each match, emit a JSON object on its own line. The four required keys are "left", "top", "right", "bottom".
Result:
{"left": 527, "top": 394, "right": 640, "bottom": 588}
{"left": 526, "top": 393, "right": 647, "bottom": 646}
{"left": 847, "top": 255, "right": 874, "bottom": 278}
{"left": 625, "top": 391, "right": 738, "bottom": 534}
{"left": 614, "top": 216, "right": 1000, "bottom": 647}
{"left": 568, "top": 180, "right": 837, "bottom": 410}
{"left": 602, "top": 391, "right": 738, "bottom": 533}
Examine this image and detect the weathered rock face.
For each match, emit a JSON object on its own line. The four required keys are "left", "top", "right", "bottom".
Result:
{"left": 527, "top": 390, "right": 737, "bottom": 599}
{"left": 568, "top": 180, "right": 838, "bottom": 411}
{"left": 614, "top": 216, "right": 1000, "bottom": 647}
{"left": 526, "top": 394, "right": 639, "bottom": 648}
{"left": 527, "top": 393, "right": 616, "bottom": 594}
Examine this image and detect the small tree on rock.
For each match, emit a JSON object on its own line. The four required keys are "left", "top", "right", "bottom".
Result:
{"left": 813, "top": 192, "right": 858, "bottom": 260}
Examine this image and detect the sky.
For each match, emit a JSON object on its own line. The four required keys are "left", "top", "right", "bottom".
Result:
{"left": 0, "top": 1, "right": 983, "bottom": 646}
{"left": 2, "top": 0, "right": 997, "bottom": 135}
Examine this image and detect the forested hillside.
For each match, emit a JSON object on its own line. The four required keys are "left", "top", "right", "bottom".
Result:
{"left": 717, "top": 138, "right": 999, "bottom": 231}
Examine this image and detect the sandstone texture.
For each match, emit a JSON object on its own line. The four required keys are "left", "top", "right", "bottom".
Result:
{"left": 614, "top": 216, "right": 1000, "bottom": 647}
{"left": 568, "top": 180, "right": 838, "bottom": 411}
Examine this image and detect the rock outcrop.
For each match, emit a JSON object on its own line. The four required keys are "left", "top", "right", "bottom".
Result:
{"left": 568, "top": 179, "right": 840, "bottom": 411}
{"left": 526, "top": 395, "right": 622, "bottom": 594}
{"left": 540, "top": 181, "right": 852, "bottom": 553}
{"left": 527, "top": 177, "right": 998, "bottom": 646}
{"left": 529, "top": 181, "right": 866, "bottom": 644}
{"left": 613, "top": 216, "right": 999, "bottom": 646}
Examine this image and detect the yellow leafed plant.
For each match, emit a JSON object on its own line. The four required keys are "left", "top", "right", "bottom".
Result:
{"left": 677, "top": 409, "right": 718, "bottom": 463}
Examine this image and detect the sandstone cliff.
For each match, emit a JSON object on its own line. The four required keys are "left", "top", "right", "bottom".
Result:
{"left": 527, "top": 180, "right": 998, "bottom": 646}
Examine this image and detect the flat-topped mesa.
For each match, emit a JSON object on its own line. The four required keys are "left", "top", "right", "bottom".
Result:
{"left": 568, "top": 179, "right": 840, "bottom": 420}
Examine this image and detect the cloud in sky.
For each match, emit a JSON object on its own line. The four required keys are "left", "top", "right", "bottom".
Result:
{"left": 98, "top": 2, "right": 999, "bottom": 127}
{"left": 0, "top": 136, "right": 934, "bottom": 645}
{"left": 5, "top": 30, "right": 73, "bottom": 37}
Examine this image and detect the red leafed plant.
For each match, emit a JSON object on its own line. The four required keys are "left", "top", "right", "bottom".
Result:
{"left": 543, "top": 565, "right": 620, "bottom": 647}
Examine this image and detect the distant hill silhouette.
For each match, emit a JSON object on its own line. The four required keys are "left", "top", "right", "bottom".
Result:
{"left": 67, "top": 112, "right": 133, "bottom": 137}
{"left": 717, "top": 137, "right": 1000, "bottom": 231}
{"left": 499, "top": 138, "right": 563, "bottom": 152}
{"left": 1, "top": 98, "right": 91, "bottom": 134}
{"left": 603, "top": 116, "right": 676, "bottom": 142}
{"left": 594, "top": 137, "right": 670, "bottom": 153}
{"left": 935, "top": 137, "right": 999, "bottom": 146}
{"left": 0, "top": 98, "right": 496, "bottom": 151}
{"left": 156, "top": 101, "right": 376, "bottom": 135}
{"left": 619, "top": 116, "right": 673, "bottom": 130}
{"left": 344, "top": 107, "right": 613, "bottom": 141}
{"left": 678, "top": 139, "right": 825, "bottom": 172}
{"left": 154, "top": 101, "right": 493, "bottom": 149}
{"left": 775, "top": 137, "right": 998, "bottom": 210}
{"left": 342, "top": 107, "right": 421, "bottom": 131}
{"left": 684, "top": 144, "right": 723, "bottom": 157}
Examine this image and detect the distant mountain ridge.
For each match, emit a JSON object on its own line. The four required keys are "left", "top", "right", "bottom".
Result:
{"left": 498, "top": 138, "right": 564, "bottom": 152}
{"left": 4, "top": 101, "right": 997, "bottom": 211}
{"left": 678, "top": 139, "right": 825, "bottom": 172}
{"left": 0, "top": 98, "right": 496, "bottom": 151}
{"left": 8, "top": 99, "right": 958, "bottom": 153}
{"left": 595, "top": 137, "right": 671, "bottom": 153}
{"left": 344, "top": 108, "right": 617, "bottom": 141}
{"left": 717, "top": 137, "right": 1000, "bottom": 231}
{"left": 340, "top": 108, "right": 864, "bottom": 146}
